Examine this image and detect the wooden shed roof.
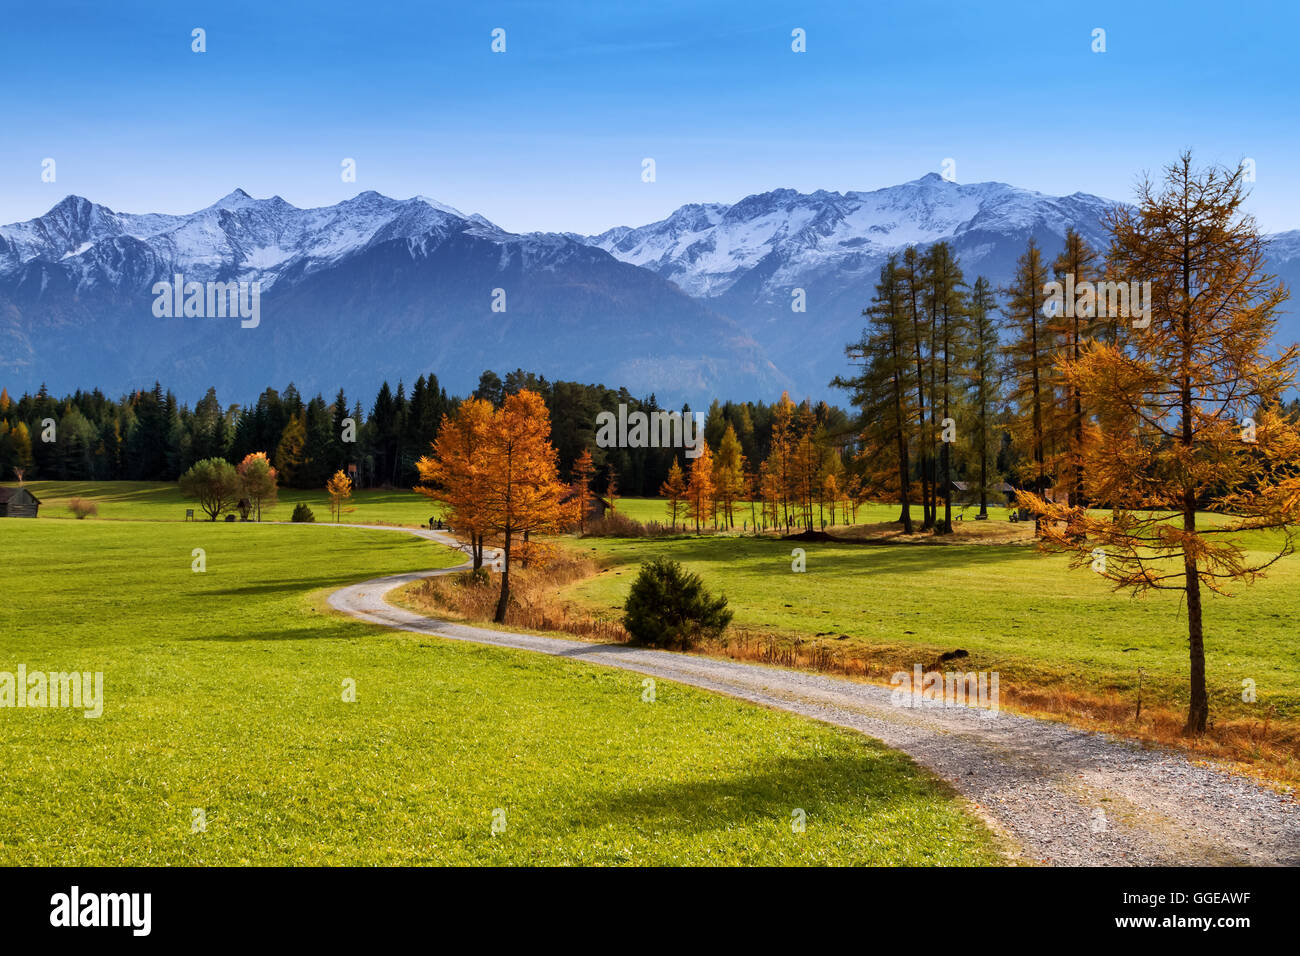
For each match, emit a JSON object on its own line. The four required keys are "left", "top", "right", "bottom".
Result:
{"left": 0, "top": 487, "right": 41, "bottom": 504}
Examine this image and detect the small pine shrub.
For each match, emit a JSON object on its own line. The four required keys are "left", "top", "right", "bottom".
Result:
{"left": 622, "top": 557, "right": 732, "bottom": 649}
{"left": 290, "top": 503, "right": 315, "bottom": 523}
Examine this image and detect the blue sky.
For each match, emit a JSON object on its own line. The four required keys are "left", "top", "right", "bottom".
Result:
{"left": 2, "top": 0, "right": 1297, "bottom": 234}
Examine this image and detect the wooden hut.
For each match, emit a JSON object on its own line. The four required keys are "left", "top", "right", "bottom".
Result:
{"left": 0, "top": 486, "right": 41, "bottom": 518}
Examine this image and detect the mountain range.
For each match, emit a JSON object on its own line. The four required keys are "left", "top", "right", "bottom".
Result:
{"left": 3, "top": 177, "right": 1297, "bottom": 406}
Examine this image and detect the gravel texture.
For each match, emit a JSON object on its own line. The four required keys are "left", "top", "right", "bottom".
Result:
{"left": 325, "top": 524, "right": 1300, "bottom": 866}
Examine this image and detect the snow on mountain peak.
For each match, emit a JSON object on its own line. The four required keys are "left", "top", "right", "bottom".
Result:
{"left": 584, "top": 178, "right": 1119, "bottom": 299}
{"left": 0, "top": 189, "right": 508, "bottom": 289}
{"left": 209, "top": 188, "right": 254, "bottom": 207}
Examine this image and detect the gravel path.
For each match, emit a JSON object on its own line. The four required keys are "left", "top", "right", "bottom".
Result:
{"left": 325, "top": 524, "right": 1300, "bottom": 866}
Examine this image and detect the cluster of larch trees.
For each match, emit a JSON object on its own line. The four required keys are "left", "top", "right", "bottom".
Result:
{"left": 656, "top": 394, "right": 860, "bottom": 534}
{"left": 841, "top": 153, "right": 1300, "bottom": 735}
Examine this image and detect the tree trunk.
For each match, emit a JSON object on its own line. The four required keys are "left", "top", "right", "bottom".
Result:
{"left": 911, "top": 328, "right": 931, "bottom": 530}
{"left": 977, "top": 406, "right": 988, "bottom": 519}
{"left": 940, "top": 312, "right": 953, "bottom": 534}
{"left": 890, "top": 336, "right": 914, "bottom": 534}
{"left": 1184, "top": 554, "right": 1208, "bottom": 734}
{"left": 1178, "top": 223, "right": 1206, "bottom": 736}
{"left": 493, "top": 527, "right": 512, "bottom": 623}
{"left": 941, "top": 441, "right": 952, "bottom": 533}
{"left": 1072, "top": 310, "right": 1086, "bottom": 508}
{"left": 1031, "top": 317, "right": 1044, "bottom": 535}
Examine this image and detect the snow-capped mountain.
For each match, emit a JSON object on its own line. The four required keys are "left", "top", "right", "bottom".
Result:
{"left": 0, "top": 189, "right": 580, "bottom": 295}
{"left": 3, "top": 179, "right": 1295, "bottom": 406}
{"left": 0, "top": 191, "right": 784, "bottom": 404}
{"left": 583, "top": 174, "right": 1122, "bottom": 389}
{"left": 586, "top": 174, "right": 1117, "bottom": 296}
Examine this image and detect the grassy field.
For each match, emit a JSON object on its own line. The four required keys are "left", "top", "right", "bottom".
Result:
{"left": 10, "top": 480, "right": 445, "bottom": 526}
{"left": 0, "top": 512, "right": 1003, "bottom": 865}
{"left": 557, "top": 526, "right": 1300, "bottom": 728}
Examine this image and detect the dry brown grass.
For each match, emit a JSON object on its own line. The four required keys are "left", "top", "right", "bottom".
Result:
{"left": 404, "top": 550, "right": 631, "bottom": 643}
{"left": 699, "top": 630, "right": 1300, "bottom": 787}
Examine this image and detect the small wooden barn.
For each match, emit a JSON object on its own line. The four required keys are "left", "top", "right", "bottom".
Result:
{"left": 0, "top": 486, "right": 41, "bottom": 518}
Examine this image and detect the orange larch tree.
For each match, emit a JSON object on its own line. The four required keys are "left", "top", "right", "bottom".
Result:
{"left": 685, "top": 441, "right": 715, "bottom": 533}
{"left": 415, "top": 397, "right": 494, "bottom": 569}
{"left": 236, "top": 451, "right": 278, "bottom": 522}
{"left": 479, "top": 389, "right": 572, "bottom": 623}
{"left": 713, "top": 423, "right": 746, "bottom": 529}
{"left": 660, "top": 457, "right": 687, "bottom": 530}
{"left": 1022, "top": 153, "right": 1300, "bottom": 735}
{"left": 325, "top": 469, "right": 352, "bottom": 522}
{"left": 571, "top": 448, "right": 596, "bottom": 533}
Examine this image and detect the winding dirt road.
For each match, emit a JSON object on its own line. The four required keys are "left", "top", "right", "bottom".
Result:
{"left": 325, "top": 523, "right": 1300, "bottom": 866}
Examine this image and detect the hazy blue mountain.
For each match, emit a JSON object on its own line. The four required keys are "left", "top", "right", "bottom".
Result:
{"left": 3, "top": 180, "right": 1295, "bottom": 406}
{"left": 0, "top": 191, "right": 785, "bottom": 405}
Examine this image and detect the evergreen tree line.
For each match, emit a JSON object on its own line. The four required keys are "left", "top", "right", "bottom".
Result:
{"left": 0, "top": 369, "right": 855, "bottom": 496}
{"left": 0, "top": 376, "right": 452, "bottom": 490}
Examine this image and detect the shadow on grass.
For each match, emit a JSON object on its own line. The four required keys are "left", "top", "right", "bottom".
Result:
{"left": 202, "top": 577, "right": 370, "bottom": 597}
{"left": 577, "top": 750, "right": 958, "bottom": 842}
{"left": 182, "top": 618, "right": 373, "bottom": 641}
{"left": 605, "top": 535, "right": 1037, "bottom": 575}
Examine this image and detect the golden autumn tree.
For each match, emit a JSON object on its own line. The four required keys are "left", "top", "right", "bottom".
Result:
{"left": 685, "top": 441, "right": 715, "bottom": 532}
{"left": 325, "top": 469, "right": 352, "bottom": 522}
{"left": 571, "top": 448, "right": 596, "bottom": 532}
{"left": 713, "top": 423, "right": 747, "bottom": 529}
{"left": 236, "top": 451, "right": 278, "bottom": 521}
{"left": 820, "top": 444, "right": 845, "bottom": 527}
{"left": 745, "top": 463, "right": 761, "bottom": 530}
{"left": 605, "top": 465, "right": 619, "bottom": 514}
{"left": 769, "top": 392, "right": 798, "bottom": 528}
{"left": 415, "top": 397, "right": 494, "bottom": 569}
{"left": 660, "top": 457, "right": 687, "bottom": 530}
{"left": 1022, "top": 153, "right": 1300, "bottom": 735}
{"left": 479, "top": 389, "right": 571, "bottom": 623}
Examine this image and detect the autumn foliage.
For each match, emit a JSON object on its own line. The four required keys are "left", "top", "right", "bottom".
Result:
{"left": 1020, "top": 153, "right": 1300, "bottom": 735}
{"left": 236, "top": 451, "right": 278, "bottom": 521}
{"left": 326, "top": 469, "right": 353, "bottom": 522}
{"left": 416, "top": 389, "right": 574, "bottom": 622}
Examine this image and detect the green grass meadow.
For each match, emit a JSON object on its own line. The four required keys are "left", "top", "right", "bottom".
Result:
{"left": 0, "top": 494, "right": 1003, "bottom": 865}
{"left": 564, "top": 507, "right": 1300, "bottom": 723}
{"left": 15, "top": 480, "right": 445, "bottom": 527}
